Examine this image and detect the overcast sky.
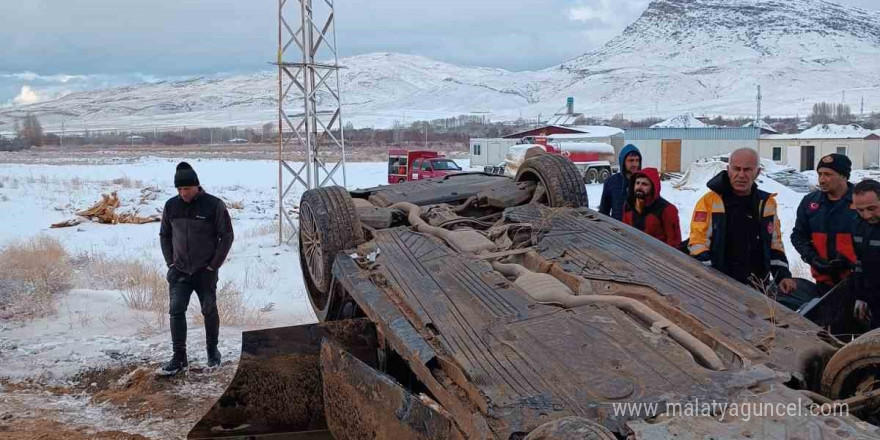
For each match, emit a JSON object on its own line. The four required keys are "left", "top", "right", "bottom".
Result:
{"left": 0, "top": 0, "right": 877, "bottom": 104}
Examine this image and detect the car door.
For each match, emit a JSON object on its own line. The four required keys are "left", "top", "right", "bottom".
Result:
{"left": 421, "top": 160, "right": 434, "bottom": 178}
{"left": 411, "top": 159, "right": 422, "bottom": 180}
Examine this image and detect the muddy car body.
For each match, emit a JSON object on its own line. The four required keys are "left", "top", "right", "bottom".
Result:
{"left": 192, "top": 153, "right": 880, "bottom": 439}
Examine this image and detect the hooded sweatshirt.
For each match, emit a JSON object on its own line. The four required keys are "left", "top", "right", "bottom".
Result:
{"left": 622, "top": 168, "right": 681, "bottom": 248}
{"left": 599, "top": 144, "right": 642, "bottom": 221}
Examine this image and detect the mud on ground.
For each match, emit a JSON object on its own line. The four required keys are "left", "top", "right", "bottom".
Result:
{"left": 1, "top": 362, "right": 237, "bottom": 439}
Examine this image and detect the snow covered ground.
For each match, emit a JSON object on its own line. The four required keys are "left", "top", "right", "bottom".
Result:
{"left": 0, "top": 158, "right": 391, "bottom": 438}
{"left": 0, "top": 154, "right": 861, "bottom": 438}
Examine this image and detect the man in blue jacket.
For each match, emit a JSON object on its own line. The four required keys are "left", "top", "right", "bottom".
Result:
{"left": 599, "top": 144, "right": 642, "bottom": 221}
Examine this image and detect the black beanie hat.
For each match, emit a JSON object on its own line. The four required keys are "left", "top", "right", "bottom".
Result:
{"left": 174, "top": 161, "right": 200, "bottom": 187}
{"left": 816, "top": 154, "right": 852, "bottom": 178}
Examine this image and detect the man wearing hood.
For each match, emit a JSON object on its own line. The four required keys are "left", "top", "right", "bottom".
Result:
{"left": 689, "top": 148, "right": 796, "bottom": 294}
{"left": 599, "top": 144, "right": 642, "bottom": 221}
{"left": 622, "top": 167, "right": 681, "bottom": 248}
{"left": 157, "top": 162, "right": 235, "bottom": 376}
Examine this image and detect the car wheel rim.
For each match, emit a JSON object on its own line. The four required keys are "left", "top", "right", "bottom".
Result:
{"left": 300, "top": 202, "right": 325, "bottom": 292}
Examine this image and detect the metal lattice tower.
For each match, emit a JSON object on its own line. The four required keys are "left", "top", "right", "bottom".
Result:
{"left": 277, "top": 0, "right": 347, "bottom": 244}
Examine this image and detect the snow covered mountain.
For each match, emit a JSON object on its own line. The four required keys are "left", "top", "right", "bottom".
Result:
{"left": 1, "top": 0, "right": 878, "bottom": 132}
{"left": 555, "top": 0, "right": 880, "bottom": 117}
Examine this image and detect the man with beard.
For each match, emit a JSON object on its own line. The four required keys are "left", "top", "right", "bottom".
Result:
{"left": 622, "top": 167, "right": 681, "bottom": 248}
{"left": 689, "top": 148, "right": 796, "bottom": 294}
{"left": 851, "top": 179, "right": 880, "bottom": 329}
{"left": 599, "top": 144, "right": 642, "bottom": 221}
{"left": 791, "top": 154, "right": 858, "bottom": 299}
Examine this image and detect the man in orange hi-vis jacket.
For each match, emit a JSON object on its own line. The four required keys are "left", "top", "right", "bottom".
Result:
{"left": 689, "top": 148, "right": 796, "bottom": 295}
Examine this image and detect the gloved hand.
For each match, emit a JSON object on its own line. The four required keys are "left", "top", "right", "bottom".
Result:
{"left": 811, "top": 257, "right": 833, "bottom": 274}
{"left": 830, "top": 258, "right": 853, "bottom": 271}
{"left": 855, "top": 300, "right": 872, "bottom": 323}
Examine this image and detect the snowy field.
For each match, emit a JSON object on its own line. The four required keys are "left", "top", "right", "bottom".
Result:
{"left": 1, "top": 154, "right": 871, "bottom": 438}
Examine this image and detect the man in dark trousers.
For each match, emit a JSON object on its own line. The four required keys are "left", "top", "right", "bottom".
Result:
{"left": 689, "top": 148, "right": 796, "bottom": 295}
{"left": 622, "top": 167, "right": 681, "bottom": 248}
{"left": 791, "top": 154, "right": 858, "bottom": 299}
{"left": 599, "top": 144, "right": 641, "bottom": 221}
{"left": 158, "top": 162, "right": 234, "bottom": 376}
{"left": 851, "top": 179, "right": 880, "bottom": 329}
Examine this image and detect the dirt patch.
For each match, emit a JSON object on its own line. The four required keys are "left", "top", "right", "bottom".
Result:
{"left": 0, "top": 418, "right": 151, "bottom": 440}
{"left": 74, "top": 364, "right": 236, "bottom": 421}
{"left": 1, "top": 362, "right": 238, "bottom": 439}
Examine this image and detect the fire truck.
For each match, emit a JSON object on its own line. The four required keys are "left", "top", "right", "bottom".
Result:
{"left": 387, "top": 149, "right": 462, "bottom": 184}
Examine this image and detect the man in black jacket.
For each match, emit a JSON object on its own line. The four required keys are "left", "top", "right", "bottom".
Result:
{"left": 852, "top": 179, "right": 880, "bottom": 328}
{"left": 157, "top": 162, "right": 234, "bottom": 376}
{"left": 791, "top": 154, "right": 858, "bottom": 296}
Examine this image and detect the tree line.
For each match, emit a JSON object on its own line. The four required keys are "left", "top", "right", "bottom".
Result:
{"left": 3, "top": 104, "right": 878, "bottom": 151}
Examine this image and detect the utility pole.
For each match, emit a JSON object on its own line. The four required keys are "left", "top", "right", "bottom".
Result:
{"left": 276, "top": 0, "right": 347, "bottom": 244}
{"left": 756, "top": 85, "right": 762, "bottom": 124}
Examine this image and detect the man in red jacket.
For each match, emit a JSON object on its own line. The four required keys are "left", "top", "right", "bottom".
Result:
{"left": 623, "top": 167, "right": 681, "bottom": 248}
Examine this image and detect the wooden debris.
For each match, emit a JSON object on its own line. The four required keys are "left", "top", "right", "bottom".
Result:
{"left": 50, "top": 191, "right": 162, "bottom": 228}
{"left": 50, "top": 218, "right": 84, "bottom": 229}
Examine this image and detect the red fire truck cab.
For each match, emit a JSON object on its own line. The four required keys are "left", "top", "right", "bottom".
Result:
{"left": 388, "top": 150, "right": 462, "bottom": 184}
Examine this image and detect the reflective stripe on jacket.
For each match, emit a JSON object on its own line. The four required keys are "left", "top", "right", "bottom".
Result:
{"left": 791, "top": 185, "right": 858, "bottom": 286}
{"left": 688, "top": 171, "right": 792, "bottom": 283}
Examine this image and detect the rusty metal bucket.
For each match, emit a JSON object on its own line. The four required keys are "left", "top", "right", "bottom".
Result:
{"left": 187, "top": 319, "right": 378, "bottom": 440}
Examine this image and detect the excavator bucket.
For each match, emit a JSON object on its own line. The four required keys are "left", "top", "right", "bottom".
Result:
{"left": 320, "top": 338, "right": 463, "bottom": 440}
{"left": 188, "top": 318, "right": 378, "bottom": 440}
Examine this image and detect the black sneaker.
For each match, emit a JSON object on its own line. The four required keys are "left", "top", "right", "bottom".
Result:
{"left": 156, "top": 356, "right": 188, "bottom": 377}
{"left": 207, "top": 347, "right": 221, "bottom": 367}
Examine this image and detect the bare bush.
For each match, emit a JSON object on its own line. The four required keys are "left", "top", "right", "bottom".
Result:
{"left": 189, "top": 280, "right": 263, "bottom": 328}
{"left": 70, "top": 176, "right": 84, "bottom": 190}
{"left": 0, "top": 235, "right": 72, "bottom": 320}
{"left": 110, "top": 176, "right": 143, "bottom": 188}
{"left": 89, "top": 257, "right": 167, "bottom": 314}
{"left": 241, "top": 221, "right": 278, "bottom": 239}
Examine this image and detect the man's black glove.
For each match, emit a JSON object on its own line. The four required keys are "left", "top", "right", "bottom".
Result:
{"left": 830, "top": 258, "right": 853, "bottom": 271}
{"left": 811, "top": 257, "right": 833, "bottom": 274}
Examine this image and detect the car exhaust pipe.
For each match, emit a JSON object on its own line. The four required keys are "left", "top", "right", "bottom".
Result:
{"left": 492, "top": 261, "right": 727, "bottom": 371}
{"left": 390, "top": 202, "right": 498, "bottom": 254}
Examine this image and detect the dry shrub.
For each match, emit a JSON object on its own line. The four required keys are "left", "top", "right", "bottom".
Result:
{"left": 70, "top": 176, "right": 84, "bottom": 190}
{"left": 88, "top": 256, "right": 169, "bottom": 331}
{"left": 90, "top": 257, "right": 168, "bottom": 312}
{"left": 189, "top": 280, "right": 263, "bottom": 328}
{"left": 241, "top": 221, "right": 278, "bottom": 239}
{"left": 110, "top": 176, "right": 143, "bottom": 188}
{"left": 0, "top": 235, "right": 72, "bottom": 320}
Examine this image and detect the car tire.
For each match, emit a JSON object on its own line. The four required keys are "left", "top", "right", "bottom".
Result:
{"left": 524, "top": 417, "right": 616, "bottom": 440}
{"left": 299, "top": 186, "right": 364, "bottom": 318}
{"left": 585, "top": 168, "right": 599, "bottom": 184}
{"left": 598, "top": 168, "right": 611, "bottom": 184}
{"left": 515, "top": 153, "right": 588, "bottom": 208}
{"left": 821, "top": 327, "right": 880, "bottom": 399}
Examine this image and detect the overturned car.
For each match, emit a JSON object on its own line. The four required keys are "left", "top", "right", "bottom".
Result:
{"left": 191, "top": 152, "right": 880, "bottom": 439}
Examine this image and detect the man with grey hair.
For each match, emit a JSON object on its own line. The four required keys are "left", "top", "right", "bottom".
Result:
{"left": 689, "top": 148, "right": 796, "bottom": 295}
